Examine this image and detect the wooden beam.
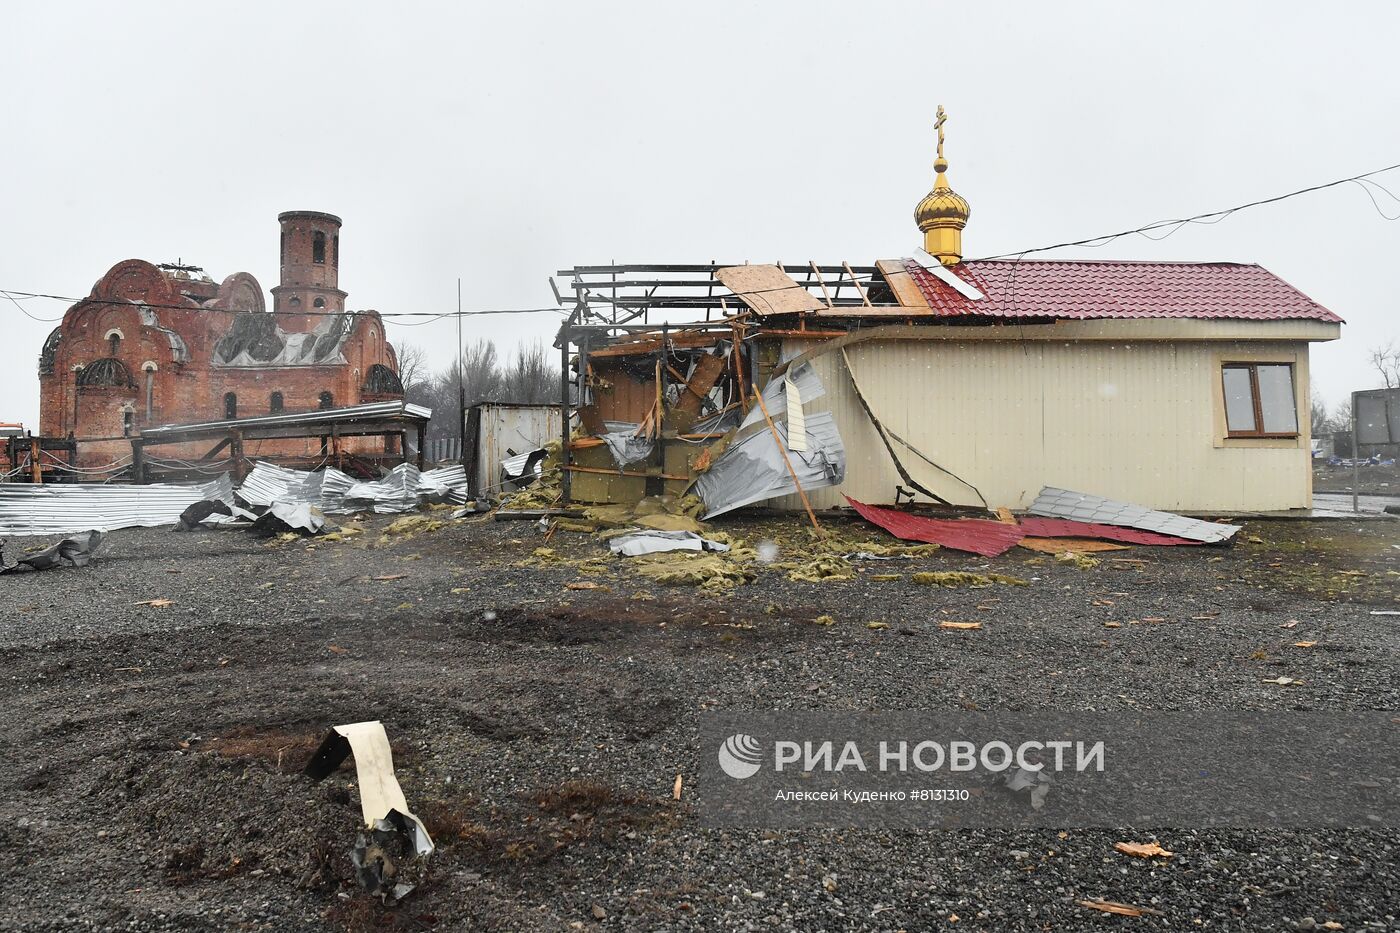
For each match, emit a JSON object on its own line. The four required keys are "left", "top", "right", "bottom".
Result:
{"left": 131, "top": 439, "right": 146, "bottom": 484}
{"left": 842, "top": 261, "right": 872, "bottom": 307}
{"left": 751, "top": 387, "right": 820, "bottom": 532}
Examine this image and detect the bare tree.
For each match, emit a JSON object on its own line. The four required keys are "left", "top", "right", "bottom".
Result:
{"left": 1308, "top": 381, "right": 1331, "bottom": 435}
{"left": 411, "top": 338, "right": 559, "bottom": 440}
{"left": 1370, "top": 340, "right": 1400, "bottom": 389}
{"left": 499, "top": 340, "right": 555, "bottom": 404}
{"left": 394, "top": 342, "right": 431, "bottom": 395}
{"left": 1333, "top": 398, "right": 1352, "bottom": 432}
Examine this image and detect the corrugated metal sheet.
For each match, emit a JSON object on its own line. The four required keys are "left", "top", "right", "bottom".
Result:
{"left": 901, "top": 259, "right": 1343, "bottom": 323}
{"left": 237, "top": 462, "right": 313, "bottom": 507}
{"left": 1027, "top": 487, "right": 1241, "bottom": 543}
{"left": 845, "top": 496, "right": 1024, "bottom": 557}
{"left": 779, "top": 335, "right": 1314, "bottom": 512}
{"left": 238, "top": 461, "right": 465, "bottom": 512}
{"left": 0, "top": 474, "right": 232, "bottom": 536}
{"left": 140, "top": 400, "right": 432, "bottom": 438}
{"left": 1015, "top": 516, "right": 1199, "bottom": 546}
{"left": 343, "top": 464, "right": 421, "bottom": 513}
{"left": 419, "top": 464, "right": 469, "bottom": 504}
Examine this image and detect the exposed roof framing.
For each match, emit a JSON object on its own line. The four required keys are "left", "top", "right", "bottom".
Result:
{"left": 554, "top": 262, "right": 882, "bottom": 328}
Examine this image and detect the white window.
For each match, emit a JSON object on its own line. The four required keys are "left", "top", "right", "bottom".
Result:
{"left": 1222, "top": 363, "right": 1298, "bottom": 437}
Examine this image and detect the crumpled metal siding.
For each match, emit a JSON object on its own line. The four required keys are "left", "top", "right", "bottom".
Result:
{"left": 419, "top": 464, "right": 469, "bottom": 504}
{"left": 1027, "top": 487, "right": 1241, "bottom": 544}
{"left": 343, "top": 464, "right": 421, "bottom": 513}
{"left": 0, "top": 475, "right": 233, "bottom": 536}
{"left": 695, "top": 363, "right": 845, "bottom": 518}
{"left": 236, "top": 461, "right": 465, "bottom": 513}
{"left": 236, "top": 462, "right": 314, "bottom": 508}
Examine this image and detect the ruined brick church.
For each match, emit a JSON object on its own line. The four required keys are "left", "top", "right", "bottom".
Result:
{"left": 38, "top": 211, "right": 404, "bottom": 466}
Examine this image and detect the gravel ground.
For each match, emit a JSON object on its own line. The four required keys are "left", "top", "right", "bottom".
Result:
{"left": 1314, "top": 461, "right": 1400, "bottom": 497}
{"left": 1, "top": 509, "right": 1397, "bottom": 931}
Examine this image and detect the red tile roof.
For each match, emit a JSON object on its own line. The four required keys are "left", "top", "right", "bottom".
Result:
{"left": 900, "top": 259, "right": 1343, "bottom": 323}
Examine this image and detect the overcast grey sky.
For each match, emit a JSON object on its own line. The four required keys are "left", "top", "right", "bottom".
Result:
{"left": 4, "top": 1, "right": 1397, "bottom": 428}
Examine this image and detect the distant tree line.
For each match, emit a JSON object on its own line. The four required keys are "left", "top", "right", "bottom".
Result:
{"left": 395, "top": 339, "right": 556, "bottom": 440}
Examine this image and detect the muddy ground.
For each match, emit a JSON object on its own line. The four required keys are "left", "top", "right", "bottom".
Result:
{"left": 1, "top": 509, "right": 1397, "bottom": 931}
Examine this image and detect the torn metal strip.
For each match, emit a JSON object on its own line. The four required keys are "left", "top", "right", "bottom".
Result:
{"left": 1027, "top": 487, "right": 1241, "bottom": 544}
{"left": 784, "top": 376, "right": 807, "bottom": 452}
{"left": 305, "top": 720, "right": 435, "bottom": 901}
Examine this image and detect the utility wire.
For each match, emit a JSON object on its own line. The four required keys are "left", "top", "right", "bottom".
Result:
{"left": 970, "top": 161, "right": 1400, "bottom": 261}
{"left": 7, "top": 161, "right": 1399, "bottom": 330}
{"left": 0, "top": 289, "right": 566, "bottom": 323}
{"left": 1, "top": 290, "right": 64, "bottom": 323}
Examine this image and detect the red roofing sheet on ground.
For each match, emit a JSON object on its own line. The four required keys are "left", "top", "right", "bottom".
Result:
{"left": 845, "top": 497, "right": 1025, "bottom": 557}
{"left": 1015, "top": 516, "right": 1200, "bottom": 546}
{"left": 900, "top": 258, "right": 1343, "bottom": 323}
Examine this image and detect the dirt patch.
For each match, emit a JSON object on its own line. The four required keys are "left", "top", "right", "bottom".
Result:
{"left": 205, "top": 726, "right": 327, "bottom": 772}
{"left": 417, "top": 780, "right": 677, "bottom": 875}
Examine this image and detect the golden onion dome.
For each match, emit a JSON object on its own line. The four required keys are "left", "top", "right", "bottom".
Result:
{"left": 915, "top": 160, "right": 971, "bottom": 231}
{"left": 916, "top": 106, "right": 970, "bottom": 266}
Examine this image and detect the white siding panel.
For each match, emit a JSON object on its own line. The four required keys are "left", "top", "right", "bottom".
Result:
{"left": 775, "top": 337, "right": 1311, "bottom": 512}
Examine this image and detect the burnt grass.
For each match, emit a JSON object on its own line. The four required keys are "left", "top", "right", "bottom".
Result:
{"left": 0, "top": 510, "right": 1397, "bottom": 931}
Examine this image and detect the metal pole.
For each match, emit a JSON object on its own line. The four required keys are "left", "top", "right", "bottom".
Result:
{"left": 457, "top": 277, "right": 466, "bottom": 465}
{"left": 559, "top": 306, "right": 574, "bottom": 502}
{"left": 1352, "top": 391, "right": 1360, "bottom": 513}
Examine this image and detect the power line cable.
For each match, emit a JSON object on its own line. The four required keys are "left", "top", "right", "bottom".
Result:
{"left": 970, "top": 161, "right": 1400, "bottom": 261}
{"left": 1, "top": 290, "right": 64, "bottom": 323}
{"left": 0, "top": 289, "right": 566, "bottom": 324}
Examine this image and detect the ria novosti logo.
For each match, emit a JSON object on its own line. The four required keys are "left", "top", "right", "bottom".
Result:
{"left": 718, "top": 733, "right": 763, "bottom": 779}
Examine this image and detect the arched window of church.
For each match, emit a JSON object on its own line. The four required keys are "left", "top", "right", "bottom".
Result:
{"left": 313, "top": 231, "right": 326, "bottom": 264}
{"left": 224, "top": 392, "right": 237, "bottom": 419}
{"left": 333, "top": 234, "right": 339, "bottom": 269}
{"left": 313, "top": 297, "right": 326, "bottom": 309}
{"left": 270, "top": 391, "right": 284, "bottom": 413}
{"left": 123, "top": 410, "right": 134, "bottom": 437}
{"left": 108, "top": 333, "right": 121, "bottom": 356}
{"left": 318, "top": 391, "right": 334, "bottom": 410}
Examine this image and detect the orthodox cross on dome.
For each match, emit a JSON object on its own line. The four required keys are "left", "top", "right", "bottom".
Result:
{"left": 934, "top": 105, "right": 947, "bottom": 163}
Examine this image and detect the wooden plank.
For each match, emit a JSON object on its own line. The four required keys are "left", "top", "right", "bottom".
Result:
{"left": 842, "top": 261, "right": 872, "bottom": 307}
{"left": 875, "top": 259, "right": 931, "bottom": 310}
{"left": 674, "top": 353, "right": 727, "bottom": 417}
{"left": 586, "top": 332, "right": 725, "bottom": 358}
{"left": 811, "top": 306, "right": 935, "bottom": 318}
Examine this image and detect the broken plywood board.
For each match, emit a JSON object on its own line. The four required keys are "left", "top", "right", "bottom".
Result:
{"left": 715, "top": 265, "right": 827, "bottom": 315}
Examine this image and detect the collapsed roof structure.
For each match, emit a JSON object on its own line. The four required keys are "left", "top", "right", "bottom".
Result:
{"left": 550, "top": 108, "right": 1341, "bottom": 515}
